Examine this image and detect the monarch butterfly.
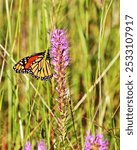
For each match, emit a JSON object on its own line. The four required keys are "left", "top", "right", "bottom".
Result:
{"left": 13, "top": 50, "right": 53, "bottom": 80}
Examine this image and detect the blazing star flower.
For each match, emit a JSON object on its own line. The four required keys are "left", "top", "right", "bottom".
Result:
{"left": 24, "top": 141, "right": 31, "bottom": 150}
{"left": 50, "top": 29, "right": 69, "bottom": 140}
{"left": 38, "top": 141, "right": 47, "bottom": 150}
{"left": 50, "top": 29, "right": 69, "bottom": 112}
{"left": 84, "top": 133, "right": 94, "bottom": 150}
{"left": 84, "top": 132, "right": 109, "bottom": 150}
{"left": 50, "top": 29, "right": 69, "bottom": 72}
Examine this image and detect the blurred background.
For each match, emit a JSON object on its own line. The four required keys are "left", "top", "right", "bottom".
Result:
{"left": 0, "top": 0, "right": 119, "bottom": 149}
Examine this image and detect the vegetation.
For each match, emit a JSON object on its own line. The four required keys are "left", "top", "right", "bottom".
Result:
{"left": 0, "top": 0, "right": 119, "bottom": 149}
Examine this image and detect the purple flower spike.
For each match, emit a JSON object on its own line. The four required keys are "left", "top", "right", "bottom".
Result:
{"left": 24, "top": 141, "right": 31, "bottom": 150}
{"left": 51, "top": 29, "right": 69, "bottom": 73}
{"left": 84, "top": 132, "right": 109, "bottom": 150}
{"left": 84, "top": 132, "right": 94, "bottom": 150}
{"left": 38, "top": 141, "right": 47, "bottom": 150}
{"left": 51, "top": 29, "right": 69, "bottom": 107}
{"left": 50, "top": 29, "right": 69, "bottom": 140}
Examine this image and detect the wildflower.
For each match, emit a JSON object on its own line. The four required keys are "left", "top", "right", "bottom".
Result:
{"left": 24, "top": 141, "right": 31, "bottom": 150}
{"left": 84, "top": 132, "right": 109, "bottom": 150}
{"left": 50, "top": 29, "right": 69, "bottom": 115}
{"left": 84, "top": 133, "right": 94, "bottom": 150}
{"left": 50, "top": 29, "right": 69, "bottom": 141}
{"left": 38, "top": 141, "right": 47, "bottom": 150}
{"left": 50, "top": 29, "right": 69, "bottom": 71}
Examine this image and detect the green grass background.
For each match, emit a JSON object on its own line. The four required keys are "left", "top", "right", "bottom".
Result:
{"left": 0, "top": 0, "right": 119, "bottom": 149}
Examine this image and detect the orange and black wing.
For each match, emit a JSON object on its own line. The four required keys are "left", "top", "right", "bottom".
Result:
{"left": 13, "top": 51, "right": 53, "bottom": 80}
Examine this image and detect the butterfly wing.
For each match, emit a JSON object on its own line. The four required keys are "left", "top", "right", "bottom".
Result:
{"left": 13, "top": 51, "right": 52, "bottom": 80}
{"left": 29, "top": 53, "right": 52, "bottom": 80}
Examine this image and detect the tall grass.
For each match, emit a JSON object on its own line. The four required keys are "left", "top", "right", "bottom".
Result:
{"left": 0, "top": 0, "right": 119, "bottom": 149}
